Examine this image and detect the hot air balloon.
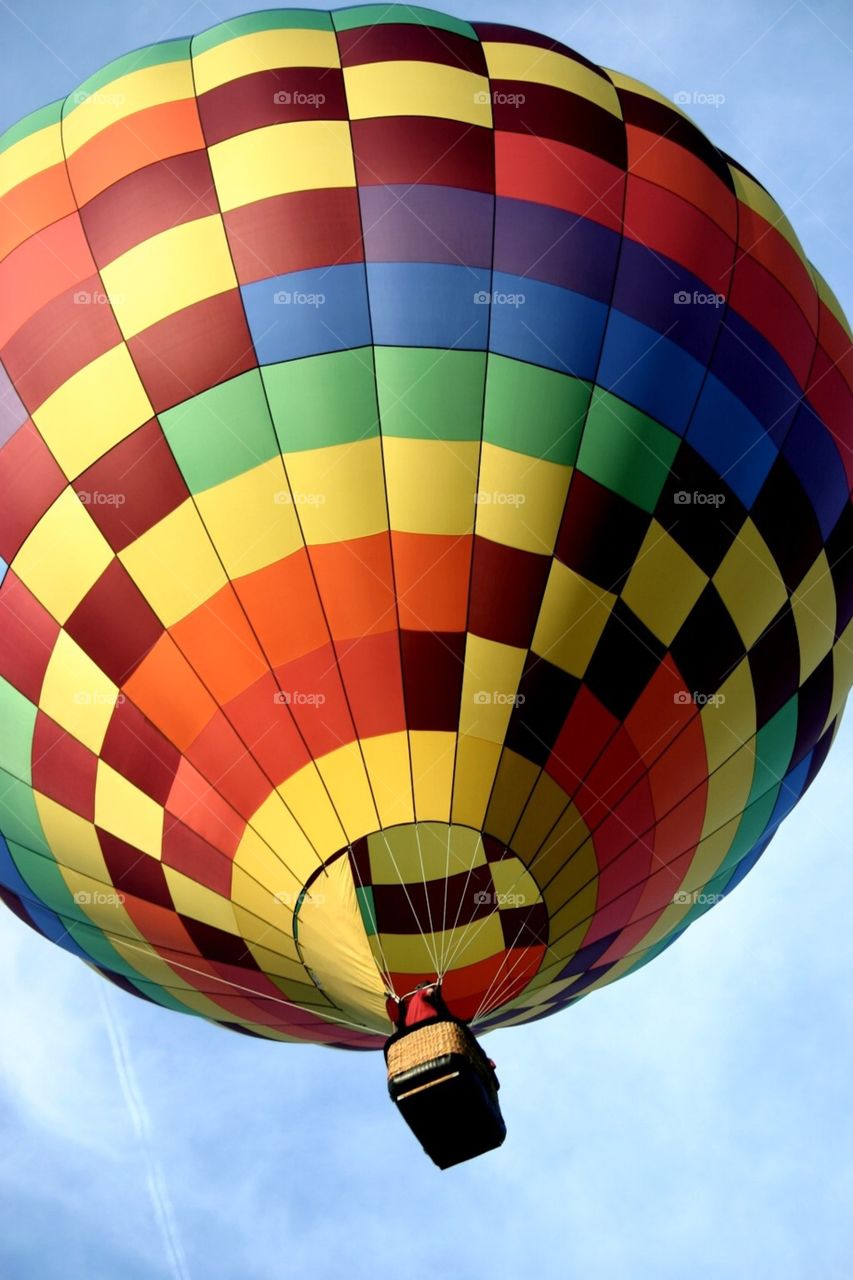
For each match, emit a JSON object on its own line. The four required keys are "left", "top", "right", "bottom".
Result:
{"left": 1, "top": 5, "right": 851, "bottom": 1159}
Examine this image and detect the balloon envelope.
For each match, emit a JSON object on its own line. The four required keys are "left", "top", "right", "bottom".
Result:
{"left": 0, "top": 6, "right": 851, "bottom": 1046}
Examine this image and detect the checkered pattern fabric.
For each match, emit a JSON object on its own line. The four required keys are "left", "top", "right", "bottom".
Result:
{"left": 1, "top": 7, "right": 851, "bottom": 1046}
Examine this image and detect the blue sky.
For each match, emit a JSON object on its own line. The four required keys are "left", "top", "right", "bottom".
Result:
{"left": 1, "top": 1, "right": 852, "bottom": 1276}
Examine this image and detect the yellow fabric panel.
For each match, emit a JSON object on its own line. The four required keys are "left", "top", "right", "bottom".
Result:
{"left": 360, "top": 733, "right": 415, "bottom": 828}
{"left": 531, "top": 802, "right": 590, "bottom": 886}
{"left": 195, "top": 458, "right": 304, "bottom": 580}
{"left": 482, "top": 43, "right": 621, "bottom": 117}
{"left": 540, "top": 860, "right": 594, "bottom": 942}
{"left": 101, "top": 215, "right": 237, "bottom": 338}
{"left": 512, "top": 770, "right": 572, "bottom": 863}
{"left": 700, "top": 747, "right": 754, "bottom": 840}
{"left": 383, "top": 437, "right": 478, "bottom": 535}
{"left": 451, "top": 736, "right": 502, "bottom": 830}
{"left": 57, "top": 866, "right": 136, "bottom": 934}
{"left": 241, "top": 791, "right": 326, "bottom": 885}
{"left": 604, "top": 67, "right": 691, "bottom": 118}
{"left": 244, "top": 940, "right": 307, "bottom": 982}
{"left": 475, "top": 444, "right": 571, "bottom": 553}
{"left": 285, "top": 438, "right": 389, "bottom": 543}
{"left": 622, "top": 520, "right": 708, "bottom": 645}
{"left": 295, "top": 855, "right": 390, "bottom": 1032}
{"left": 681, "top": 813, "right": 740, "bottom": 893}
{"left": 34, "top": 794, "right": 109, "bottom": 881}
{"left": 62, "top": 61, "right": 196, "bottom": 154}
{"left": 790, "top": 550, "right": 836, "bottom": 682}
{"left": 814, "top": 269, "right": 852, "bottom": 340}
{"left": 163, "top": 866, "right": 241, "bottom": 932}
{"left": 409, "top": 730, "right": 455, "bottom": 821}
{"left": 729, "top": 164, "right": 808, "bottom": 267}
{"left": 192, "top": 28, "right": 340, "bottom": 93}
{"left": 368, "top": 822, "right": 483, "bottom": 885}
{"left": 484, "top": 749, "right": 539, "bottom": 842}
{"left": 94, "top": 761, "right": 164, "bottom": 858}
{"left": 314, "top": 741, "right": 379, "bottom": 842}
{"left": 343, "top": 61, "right": 491, "bottom": 125}
{"left": 119, "top": 500, "right": 228, "bottom": 626}
{"left": 13, "top": 489, "right": 113, "bottom": 624}
{"left": 827, "top": 619, "right": 853, "bottom": 730}
{"left": 208, "top": 120, "right": 355, "bottom": 211}
{"left": 459, "top": 635, "right": 526, "bottom": 745}
{"left": 490, "top": 858, "right": 541, "bottom": 910}
{"left": 713, "top": 518, "right": 787, "bottom": 648}
{"left": 382, "top": 914, "right": 504, "bottom": 973}
{"left": 38, "top": 631, "right": 119, "bottom": 752}
{"left": 700, "top": 658, "right": 755, "bottom": 772}
{"left": 33, "top": 343, "right": 153, "bottom": 478}
{"left": 531, "top": 560, "right": 615, "bottom": 677}
{"left": 231, "top": 852, "right": 295, "bottom": 936}
{"left": 277, "top": 764, "right": 348, "bottom": 861}
{"left": 0, "top": 121, "right": 64, "bottom": 196}
{"left": 231, "top": 890, "right": 300, "bottom": 963}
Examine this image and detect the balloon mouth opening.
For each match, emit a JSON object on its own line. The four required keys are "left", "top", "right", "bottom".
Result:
{"left": 292, "top": 822, "right": 549, "bottom": 1030}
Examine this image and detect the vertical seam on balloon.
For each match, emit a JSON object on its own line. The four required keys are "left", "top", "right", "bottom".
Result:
{"left": 327, "top": 7, "right": 444, "bottom": 984}
{"left": 434, "top": 27, "right": 499, "bottom": 978}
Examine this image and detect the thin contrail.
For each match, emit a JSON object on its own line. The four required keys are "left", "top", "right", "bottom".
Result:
{"left": 98, "top": 986, "right": 192, "bottom": 1280}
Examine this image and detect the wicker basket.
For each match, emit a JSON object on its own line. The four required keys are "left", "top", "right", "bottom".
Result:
{"left": 386, "top": 1020, "right": 474, "bottom": 1080}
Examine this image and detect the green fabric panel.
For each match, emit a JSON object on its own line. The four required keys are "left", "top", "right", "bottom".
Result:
{"left": 7, "top": 840, "right": 91, "bottom": 923}
{"left": 0, "top": 772, "right": 50, "bottom": 855}
{"left": 577, "top": 388, "right": 680, "bottom": 512}
{"left": 484, "top": 356, "right": 591, "bottom": 463}
{"left": 193, "top": 8, "right": 334, "bottom": 53}
{"left": 375, "top": 347, "right": 485, "bottom": 440}
{"left": 716, "top": 789, "right": 779, "bottom": 879}
{"left": 0, "top": 678, "right": 37, "bottom": 784}
{"left": 0, "top": 101, "right": 63, "bottom": 153}
{"left": 355, "top": 885, "right": 378, "bottom": 936}
{"left": 160, "top": 371, "right": 279, "bottom": 492}
{"left": 264, "top": 348, "right": 379, "bottom": 450}
{"left": 64, "top": 40, "right": 191, "bottom": 111}
{"left": 332, "top": 5, "right": 477, "bottom": 38}
{"left": 746, "top": 697, "right": 798, "bottom": 809}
